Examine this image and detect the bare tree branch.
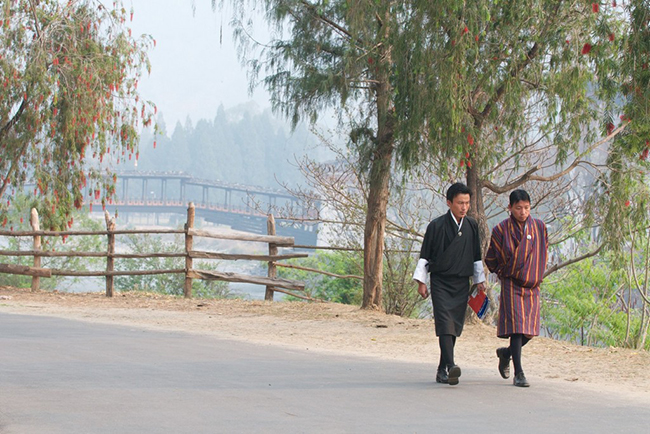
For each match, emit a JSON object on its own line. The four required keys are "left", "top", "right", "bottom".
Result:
{"left": 484, "top": 123, "right": 628, "bottom": 194}
{"left": 544, "top": 243, "right": 604, "bottom": 277}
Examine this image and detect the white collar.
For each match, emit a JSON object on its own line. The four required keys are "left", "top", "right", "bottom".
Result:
{"left": 450, "top": 212, "right": 463, "bottom": 230}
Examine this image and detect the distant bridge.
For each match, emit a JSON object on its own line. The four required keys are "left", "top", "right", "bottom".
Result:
{"left": 93, "top": 171, "right": 318, "bottom": 245}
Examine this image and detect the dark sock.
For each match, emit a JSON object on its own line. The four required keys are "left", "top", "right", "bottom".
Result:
{"left": 438, "top": 334, "right": 455, "bottom": 370}
{"left": 503, "top": 335, "right": 529, "bottom": 359}
{"left": 510, "top": 334, "right": 524, "bottom": 376}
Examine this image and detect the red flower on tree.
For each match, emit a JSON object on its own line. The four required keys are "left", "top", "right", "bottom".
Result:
{"left": 592, "top": 3, "right": 599, "bottom": 13}
{"left": 641, "top": 148, "right": 649, "bottom": 161}
{"left": 581, "top": 43, "right": 592, "bottom": 55}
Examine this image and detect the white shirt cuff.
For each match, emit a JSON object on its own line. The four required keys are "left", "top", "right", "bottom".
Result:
{"left": 413, "top": 258, "right": 429, "bottom": 284}
{"left": 472, "top": 260, "right": 486, "bottom": 284}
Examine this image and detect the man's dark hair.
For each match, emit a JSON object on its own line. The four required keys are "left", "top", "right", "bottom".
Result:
{"left": 509, "top": 189, "right": 531, "bottom": 206}
{"left": 446, "top": 182, "right": 472, "bottom": 202}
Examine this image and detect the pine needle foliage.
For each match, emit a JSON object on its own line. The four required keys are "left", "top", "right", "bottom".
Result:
{"left": 220, "top": 0, "right": 649, "bottom": 308}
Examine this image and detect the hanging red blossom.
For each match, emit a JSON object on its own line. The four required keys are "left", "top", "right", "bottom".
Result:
{"left": 581, "top": 43, "right": 592, "bottom": 55}
{"left": 641, "top": 148, "right": 649, "bottom": 161}
{"left": 592, "top": 3, "right": 599, "bottom": 13}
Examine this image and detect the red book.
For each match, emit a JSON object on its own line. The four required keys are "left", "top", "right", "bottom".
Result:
{"left": 468, "top": 285, "right": 489, "bottom": 319}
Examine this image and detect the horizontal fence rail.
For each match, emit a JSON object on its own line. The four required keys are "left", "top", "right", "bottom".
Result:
{"left": 0, "top": 203, "right": 308, "bottom": 300}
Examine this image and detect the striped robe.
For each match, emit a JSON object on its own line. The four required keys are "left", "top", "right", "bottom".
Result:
{"left": 485, "top": 215, "right": 548, "bottom": 338}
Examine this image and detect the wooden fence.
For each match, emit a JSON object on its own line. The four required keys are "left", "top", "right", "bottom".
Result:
{"left": 0, "top": 203, "right": 312, "bottom": 300}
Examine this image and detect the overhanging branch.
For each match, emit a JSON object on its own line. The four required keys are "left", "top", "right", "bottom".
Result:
{"left": 483, "top": 122, "right": 628, "bottom": 194}
{"left": 474, "top": 1, "right": 563, "bottom": 125}
{"left": 544, "top": 243, "right": 604, "bottom": 277}
{"left": 300, "top": 0, "right": 353, "bottom": 40}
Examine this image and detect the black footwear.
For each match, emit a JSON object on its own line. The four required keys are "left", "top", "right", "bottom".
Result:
{"left": 513, "top": 372, "right": 530, "bottom": 387}
{"left": 436, "top": 368, "right": 448, "bottom": 384}
{"left": 447, "top": 365, "right": 461, "bottom": 386}
{"left": 496, "top": 347, "right": 511, "bottom": 379}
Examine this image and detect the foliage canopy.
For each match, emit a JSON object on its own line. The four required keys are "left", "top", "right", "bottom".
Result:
{"left": 0, "top": 0, "right": 155, "bottom": 230}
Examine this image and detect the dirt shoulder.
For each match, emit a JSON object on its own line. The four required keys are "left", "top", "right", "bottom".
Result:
{"left": 1, "top": 286, "right": 649, "bottom": 402}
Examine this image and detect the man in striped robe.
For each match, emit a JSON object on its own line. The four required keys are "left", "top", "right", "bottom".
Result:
{"left": 485, "top": 189, "right": 548, "bottom": 387}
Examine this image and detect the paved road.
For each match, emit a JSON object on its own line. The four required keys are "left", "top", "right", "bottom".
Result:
{"left": 1, "top": 312, "right": 648, "bottom": 434}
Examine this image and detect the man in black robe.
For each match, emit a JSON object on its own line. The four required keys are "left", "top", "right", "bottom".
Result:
{"left": 413, "top": 182, "right": 486, "bottom": 386}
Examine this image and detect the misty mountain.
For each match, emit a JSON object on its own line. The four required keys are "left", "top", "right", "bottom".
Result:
{"left": 135, "top": 103, "right": 322, "bottom": 189}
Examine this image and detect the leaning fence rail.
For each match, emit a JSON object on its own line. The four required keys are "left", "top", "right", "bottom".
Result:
{"left": 0, "top": 203, "right": 308, "bottom": 299}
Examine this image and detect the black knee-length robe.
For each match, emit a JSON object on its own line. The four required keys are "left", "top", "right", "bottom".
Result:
{"left": 420, "top": 211, "right": 482, "bottom": 336}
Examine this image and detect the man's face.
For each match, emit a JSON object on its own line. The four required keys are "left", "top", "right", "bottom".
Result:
{"left": 509, "top": 200, "right": 531, "bottom": 223}
{"left": 447, "top": 193, "right": 471, "bottom": 221}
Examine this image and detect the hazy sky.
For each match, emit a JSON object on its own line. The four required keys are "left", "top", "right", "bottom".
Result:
{"left": 130, "top": 0, "right": 271, "bottom": 129}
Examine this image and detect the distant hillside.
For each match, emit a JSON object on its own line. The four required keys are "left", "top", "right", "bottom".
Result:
{"left": 135, "top": 103, "right": 323, "bottom": 189}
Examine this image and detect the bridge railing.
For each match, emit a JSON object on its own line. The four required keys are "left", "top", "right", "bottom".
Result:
{"left": 0, "top": 203, "right": 313, "bottom": 301}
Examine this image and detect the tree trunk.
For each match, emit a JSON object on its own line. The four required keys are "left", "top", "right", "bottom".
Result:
{"left": 466, "top": 166, "right": 489, "bottom": 254}
{"left": 362, "top": 73, "right": 395, "bottom": 310}
{"left": 466, "top": 165, "right": 498, "bottom": 319}
{"left": 362, "top": 139, "right": 393, "bottom": 310}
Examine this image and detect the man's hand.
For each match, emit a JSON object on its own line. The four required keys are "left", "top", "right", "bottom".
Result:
{"left": 417, "top": 282, "right": 429, "bottom": 299}
{"left": 475, "top": 282, "right": 486, "bottom": 293}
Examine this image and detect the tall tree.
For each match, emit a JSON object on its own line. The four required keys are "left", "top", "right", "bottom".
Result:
{"left": 593, "top": 0, "right": 650, "bottom": 348}
{"left": 0, "top": 0, "right": 155, "bottom": 231}
{"left": 221, "top": 0, "right": 414, "bottom": 309}
{"left": 392, "top": 2, "right": 634, "bottom": 248}
{"left": 221, "top": 1, "right": 640, "bottom": 310}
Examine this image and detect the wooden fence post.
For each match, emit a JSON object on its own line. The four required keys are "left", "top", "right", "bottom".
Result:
{"left": 265, "top": 214, "right": 277, "bottom": 301}
{"left": 184, "top": 202, "right": 195, "bottom": 298}
{"left": 30, "top": 208, "right": 41, "bottom": 292}
{"left": 105, "top": 210, "right": 116, "bottom": 297}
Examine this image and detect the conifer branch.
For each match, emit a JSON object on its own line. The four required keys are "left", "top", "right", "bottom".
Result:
{"left": 299, "top": 0, "right": 353, "bottom": 40}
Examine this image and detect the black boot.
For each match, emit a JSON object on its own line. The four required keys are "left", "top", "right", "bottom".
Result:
{"left": 496, "top": 347, "right": 511, "bottom": 379}
{"left": 513, "top": 372, "right": 530, "bottom": 387}
{"left": 447, "top": 365, "right": 461, "bottom": 386}
{"left": 436, "top": 368, "right": 448, "bottom": 384}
